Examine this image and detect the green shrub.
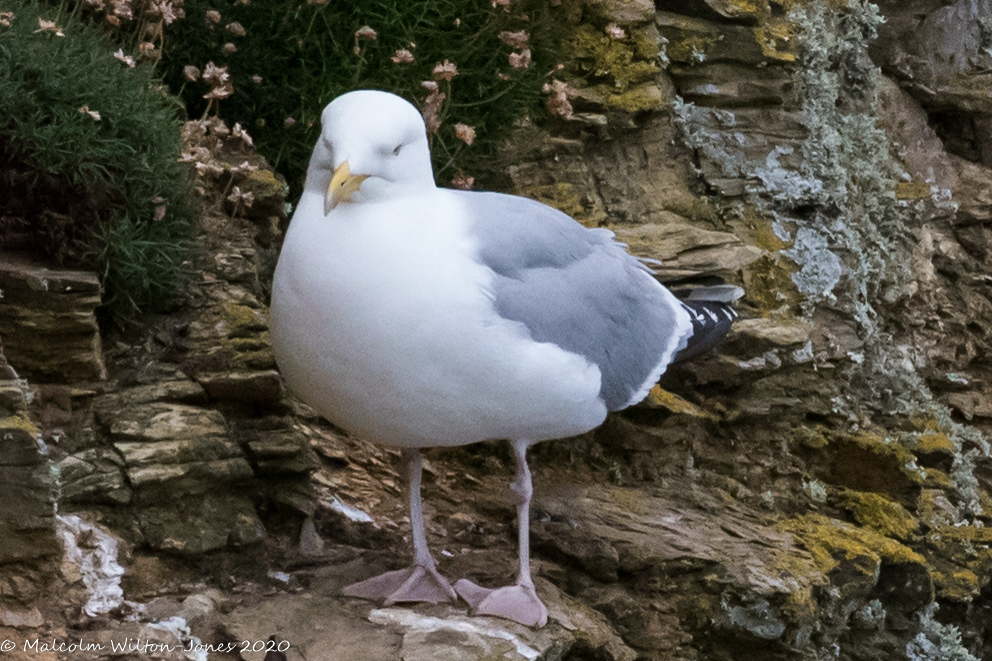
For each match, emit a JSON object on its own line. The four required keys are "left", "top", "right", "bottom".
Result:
{"left": 159, "top": 0, "right": 558, "bottom": 195}
{"left": 0, "top": 0, "right": 193, "bottom": 323}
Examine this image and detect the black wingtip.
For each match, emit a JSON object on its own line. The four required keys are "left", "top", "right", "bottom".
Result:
{"left": 673, "top": 299, "right": 738, "bottom": 363}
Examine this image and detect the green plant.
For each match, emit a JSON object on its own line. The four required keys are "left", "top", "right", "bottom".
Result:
{"left": 159, "top": 0, "right": 559, "bottom": 196}
{"left": 0, "top": 0, "right": 194, "bottom": 323}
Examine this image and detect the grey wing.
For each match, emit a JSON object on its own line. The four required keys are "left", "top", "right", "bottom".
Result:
{"left": 460, "top": 190, "right": 693, "bottom": 411}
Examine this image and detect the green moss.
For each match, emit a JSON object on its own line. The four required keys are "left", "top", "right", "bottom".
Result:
{"left": 221, "top": 303, "right": 267, "bottom": 337}
{"left": 794, "top": 427, "right": 829, "bottom": 449}
{"left": 566, "top": 23, "right": 665, "bottom": 115}
{"left": 664, "top": 196, "right": 719, "bottom": 225}
{"left": 568, "top": 24, "right": 658, "bottom": 89}
{"left": 605, "top": 82, "right": 664, "bottom": 113}
{"left": 629, "top": 26, "right": 661, "bottom": 60}
{"left": 227, "top": 336, "right": 270, "bottom": 353}
{"left": 664, "top": 32, "right": 718, "bottom": 64}
{"left": 841, "top": 490, "right": 919, "bottom": 541}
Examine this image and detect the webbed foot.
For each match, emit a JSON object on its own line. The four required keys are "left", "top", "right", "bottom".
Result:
{"left": 344, "top": 564, "right": 457, "bottom": 605}
{"left": 454, "top": 579, "right": 548, "bottom": 628}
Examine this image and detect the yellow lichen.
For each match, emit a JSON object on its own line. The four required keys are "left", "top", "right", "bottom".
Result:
{"left": 922, "top": 468, "right": 953, "bottom": 490}
{"left": 842, "top": 490, "right": 919, "bottom": 541}
{"left": 604, "top": 487, "right": 645, "bottom": 515}
{"left": 778, "top": 584, "right": 819, "bottom": 626}
{"left": 0, "top": 414, "right": 40, "bottom": 435}
{"left": 742, "top": 254, "right": 800, "bottom": 314}
{"left": 645, "top": 386, "right": 714, "bottom": 418}
{"left": 896, "top": 180, "right": 932, "bottom": 200}
{"left": 754, "top": 20, "right": 796, "bottom": 62}
{"left": 777, "top": 513, "right": 927, "bottom": 576}
{"left": 837, "top": 431, "right": 925, "bottom": 485}
{"left": 927, "top": 525, "right": 992, "bottom": 601}
{"left": 912, "top": 432, "right": 955, "bottom": 455}
{"left": 933, "top": 569, "right": 981, "bottom": 601}
{"left": 520, "top": 182, "right": 598, "bottom": 224}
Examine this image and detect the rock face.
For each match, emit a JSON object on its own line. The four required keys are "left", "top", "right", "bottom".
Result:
{"left": 5, "top": 0, "right": 992, "bottom": 659}
{"left": 0, "top": 255, "right": 105, "bottom": 383}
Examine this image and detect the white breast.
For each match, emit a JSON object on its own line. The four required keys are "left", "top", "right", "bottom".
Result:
{"left": 270, "top": 190, "right": 607, "bottom": 447}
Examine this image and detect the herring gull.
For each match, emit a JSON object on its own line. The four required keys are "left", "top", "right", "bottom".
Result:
{"left": 270, "top": 90, "right": 739, "bottom": 628}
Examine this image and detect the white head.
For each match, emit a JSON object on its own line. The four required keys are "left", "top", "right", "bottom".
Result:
{"left": 304, "top": 90, "right": 436, "bottom": 213}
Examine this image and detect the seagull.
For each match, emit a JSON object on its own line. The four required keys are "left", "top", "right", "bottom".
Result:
{"left": 269, "top": 90, "right": 739, "bottom": 628}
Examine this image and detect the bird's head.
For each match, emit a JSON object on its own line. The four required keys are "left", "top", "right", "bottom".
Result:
{"left": 305, "top": 90, "right": 436, "bottom": 214}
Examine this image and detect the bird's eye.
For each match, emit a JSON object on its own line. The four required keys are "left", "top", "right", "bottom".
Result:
{"left": 392, "top": 144, "right": 402, "bottom": 156}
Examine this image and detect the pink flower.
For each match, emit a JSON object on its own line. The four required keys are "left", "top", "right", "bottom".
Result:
{"left": 221, "top": 42, "right": 237, "bottom": 54}
{"left": 451, "top": 173, "right": 474, "bottom": 190}
{"left": 251, "top": 74, "right": 263, "bottom": 84}
{"left": 232, "top": 123, "right": 253, "bottom": 146}
{"left": 227, "top": 186, "right": 254, "bottom": 207}
{"left": 508, "top": 49, "right": 531, "bottom": 69}
{"left": 0, "top": 11, "right": 13, "bottom": 27}
{"left": 454, "top": 123, "right": 476, "bottom": 145}
{"left": 35, "top": 17, "right": 65, "bottom": 36}
{"left": 110, "top": 0, "right": 132, "bottom": 20}
{"left": 203, "top": 83, "right": 233, "bottom": 100}
{"left": 498, "top": 30, "right": 528, "bottom": 49}
{"left": 354, "top": 25, "right": 377, "bottom": 40}
{"left": 491, "top": 0, "right": 510, "bottom": 10}
{"left": 202, "top": 61, "right": 230, "bottom": 85}
{"left": 114, "top": 49, "right": 136, "bottom": 67}
{"left": 421, "top": 85, "right": 446, "bottom": 135}
{"left": 605, "top": 23, "right": 625, "bottom": 39}
{"left": 78, "top": 106, "right": 101, "bottom": 121}
{"left": 160, "top": 1, "right": 178, "bottom": 24}
{"left": 154, "top": 204, "right": 167, "bottom": 221}
{"left": 183, "top": 65, "right": 201, "bottom": 81}
{"left": 204, "top": 9, "right": 221, "bottom": 24}
{"left": 225, "top": 21, "right": 245, "bottom": 36}
{"left": 542, "top": 79, "right": 573, "bottom": 119}
{"left": 391, "top": 49, "right": 414, "bottom": 64}
{"left": 353, "top": 25, "right": 377, "bottom": 54}
{"left": 432, "top": 60, "right": 458, "bottom": 81}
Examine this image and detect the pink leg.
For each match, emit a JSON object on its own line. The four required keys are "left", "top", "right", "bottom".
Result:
{"left": 343, "top": 448, "right": 456, "bottom": 605}
{"left": 455, "top": 439, "right": 548, "bottom": 628}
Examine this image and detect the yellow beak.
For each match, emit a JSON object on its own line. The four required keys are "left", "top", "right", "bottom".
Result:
{"left": 325, "top": 161, "right": 369, "bottom": 214}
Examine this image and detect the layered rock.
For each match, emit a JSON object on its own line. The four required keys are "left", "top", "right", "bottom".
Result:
{"left": 0, "top": 254, "right": 105, "bottom": 383}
